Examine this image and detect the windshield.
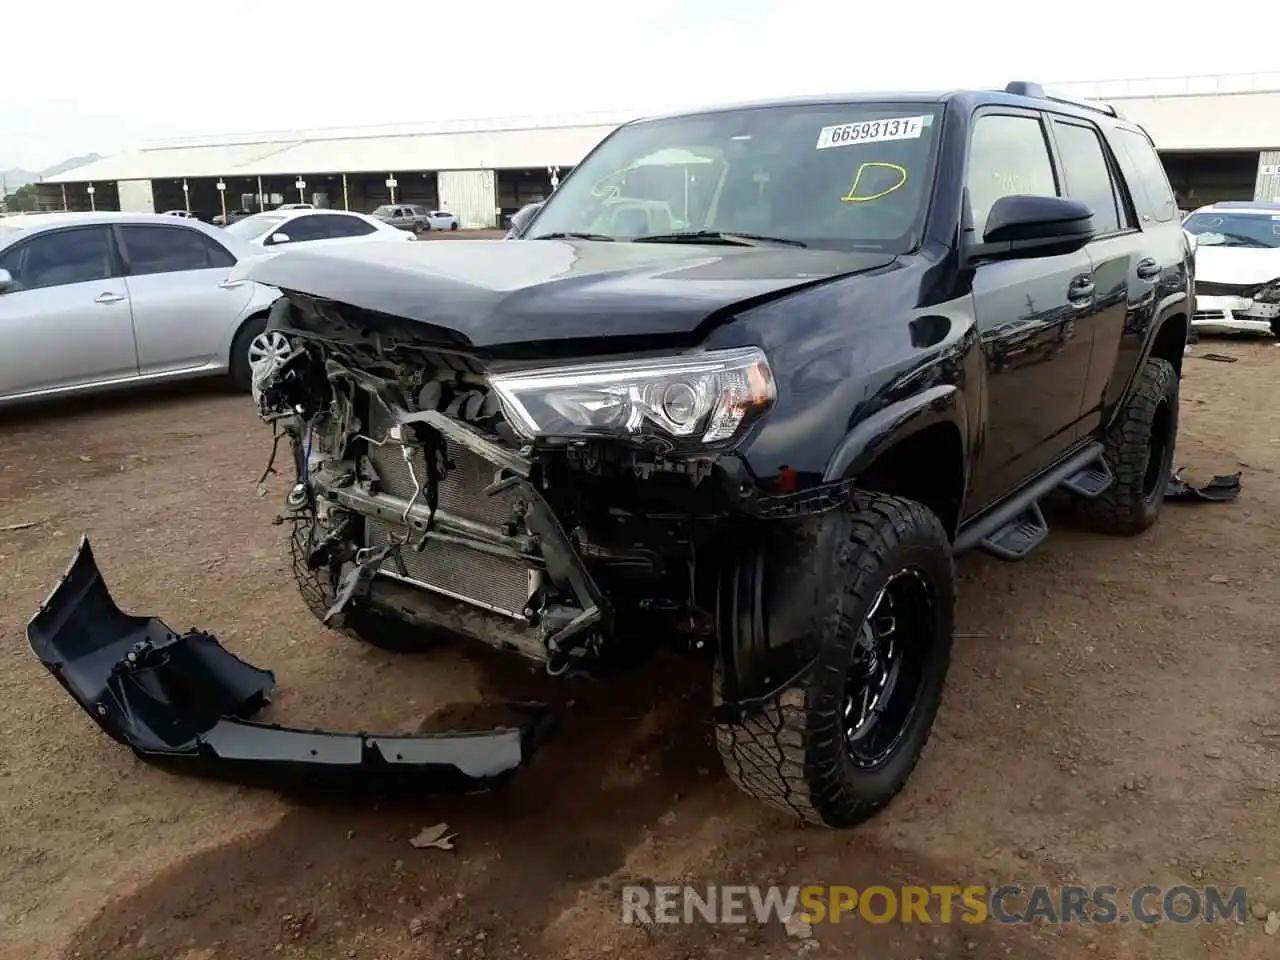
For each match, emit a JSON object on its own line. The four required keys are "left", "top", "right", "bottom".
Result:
{"left": 1182, "top": 211, "right": 1280, "bottom": 249}
{"left": 224, "top": 214, "right": 287, "bottom": 241}
{"left": 371, "top": 205, "right": 395, "bottom": 216}
{"left": 527, "top": 102, "right": 942, "bottom": 250}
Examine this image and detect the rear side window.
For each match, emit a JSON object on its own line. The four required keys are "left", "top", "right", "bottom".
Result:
{"left": 1050, "top": 120, "right": 1124, "bottom": 234}
{"left": 324, "top": 215, "right": 378, "bottom": 238}
{"left": 119, "top": 225, "right": 235, "bottom": 275}
{"left": 1111, "top": 128, "right": 1177, "bottom": 224}
{"left": 966, "top": 114, "right": 1059, "bottom": 236}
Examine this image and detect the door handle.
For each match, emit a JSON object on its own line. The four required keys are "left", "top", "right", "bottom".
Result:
{"left": 1135, "top": 258, "right": 1161, "bottom": 281}
{"left": 1067, "top": 275, "right": 1095, "bottom": 308}
{"left": 218, "top": 279, "right": 247, "bottom": 289}
{"left": 94, "top": 292, "right": 125, "bottom": 304}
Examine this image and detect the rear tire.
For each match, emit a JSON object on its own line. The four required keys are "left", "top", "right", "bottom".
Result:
{"left": 450, "top": 221, "right": 459, "bottom": 231}
{"left": 1070, "top": 356, "right": 1178, "bottom": 536}
{"left": 713, "top": 492, "right": 955, "bottom": 828}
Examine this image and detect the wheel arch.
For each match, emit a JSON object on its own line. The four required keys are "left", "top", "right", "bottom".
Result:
{"left": 1147, "top": 310, "right": 1188, "bottom": 379}
{"left": 822, "top": 385, "right": 969, "bottom": 539}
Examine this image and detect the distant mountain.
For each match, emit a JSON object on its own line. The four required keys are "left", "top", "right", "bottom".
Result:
{"left": 1, "top": 153, "right": 103, "bottom": 193}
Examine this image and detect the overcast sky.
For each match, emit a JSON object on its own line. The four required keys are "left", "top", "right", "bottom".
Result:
{"left": 0, "top": 0, "right": 1265, "bottom": 171}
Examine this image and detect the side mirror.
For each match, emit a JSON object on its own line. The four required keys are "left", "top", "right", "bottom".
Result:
{"left": 267, "top": 232, "right": 291, "bottom": 245}
{"left": 0, "top": 268, "right": 12, "bottom": 293}
{"left": 973, "top": 195, "right": 1095, "bottom": 260}
{"left": 506, "top": 201, "right": 545, "bottom": 238}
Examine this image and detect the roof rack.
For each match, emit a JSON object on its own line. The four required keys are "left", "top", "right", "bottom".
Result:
{"left": 1002, "top": 81, "right": 1124, "bottom": 120}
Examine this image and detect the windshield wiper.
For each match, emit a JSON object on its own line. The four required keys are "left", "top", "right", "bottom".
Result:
{"left": 632, "top": 230, "right": 808, "bottom": 248}
{"left": 528, "top": 231, "right": 615, "bottom": 241}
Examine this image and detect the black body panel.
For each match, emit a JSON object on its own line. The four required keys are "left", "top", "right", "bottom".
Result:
{"left": 242, "top": 240, "right": 896, "bottom": 349}
{"left": 28, "top": 537, "right": 550, "bottom": 792}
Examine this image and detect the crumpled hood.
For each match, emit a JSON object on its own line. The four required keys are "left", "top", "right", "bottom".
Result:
{"left": 232, "top": 238, "right": 897, "bottom": 348}
{"left": 1193, "top": 245, "right": 1280, "bottom": 286}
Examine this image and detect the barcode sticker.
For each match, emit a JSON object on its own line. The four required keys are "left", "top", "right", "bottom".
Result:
{"left": 816, "top": 116, "right": 925, "bottom": 150}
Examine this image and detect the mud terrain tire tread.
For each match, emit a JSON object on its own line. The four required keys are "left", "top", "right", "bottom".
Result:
{"left": 713, "top": 491, "right": 955, "bottom": 828}
{"left": 1070, "top": 356, "right": 1178, "bottom": 537}
{"left": 288, "top": 510, "right": 430, "bottom": 651}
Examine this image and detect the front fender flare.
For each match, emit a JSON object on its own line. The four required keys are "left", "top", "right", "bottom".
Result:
{"left": 822, "top": 384, "right": 968, "bottom": 483}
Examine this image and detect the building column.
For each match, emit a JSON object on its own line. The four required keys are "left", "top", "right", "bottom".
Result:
{"left": 1254, "top": 152, "right": 1280, "bottom": 202}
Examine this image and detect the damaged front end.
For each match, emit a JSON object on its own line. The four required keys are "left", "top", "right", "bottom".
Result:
{"left": 250, "top": 291, "right": 784, "bottom": 680}
{"left": 27, "top": 536, "right": 550, "bottom": 791}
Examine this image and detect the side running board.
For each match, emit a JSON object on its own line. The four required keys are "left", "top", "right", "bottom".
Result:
{"left": 953, "top": 443, "right": 1112, "bottom": 561}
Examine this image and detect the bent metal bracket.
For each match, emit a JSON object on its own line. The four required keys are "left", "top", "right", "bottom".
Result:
{"left": 26, "top": 536, "right": 553, "bottom": 794}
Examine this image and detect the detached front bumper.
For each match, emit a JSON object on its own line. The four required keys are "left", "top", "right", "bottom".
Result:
{"left": 1192, "top": 294, "right": 1280, "bottom": 333}
{"left": 27, "top": 536, "right": 552, "bottom": 792}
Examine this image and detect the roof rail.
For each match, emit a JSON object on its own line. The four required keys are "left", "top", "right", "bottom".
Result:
{"left": 1002, "top": 81, "right": 1124, "bottom": 120}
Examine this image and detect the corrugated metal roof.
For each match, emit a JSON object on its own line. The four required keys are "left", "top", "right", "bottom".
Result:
{"left": 43, "top": 110, "right": 647, "bottom": 184}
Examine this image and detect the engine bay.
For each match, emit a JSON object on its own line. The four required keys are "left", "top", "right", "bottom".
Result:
{"left": 251, "top": 297, "right": 740, "bottom": 675}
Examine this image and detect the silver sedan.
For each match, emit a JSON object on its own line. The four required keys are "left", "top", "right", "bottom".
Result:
{"left": 0, "top": 211, "right": 284, "bottom": 408}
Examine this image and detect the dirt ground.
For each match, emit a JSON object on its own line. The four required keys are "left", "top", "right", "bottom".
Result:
{"left": 1, "top": 323, "right": 1278, "bottom": 960}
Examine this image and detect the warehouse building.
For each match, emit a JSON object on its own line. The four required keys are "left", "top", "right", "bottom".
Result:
{"left": 33, "top": 109, "right": 642, "bottom": 228}
{"left": 33, "top": 73, "right": 1280, "bottom": 224}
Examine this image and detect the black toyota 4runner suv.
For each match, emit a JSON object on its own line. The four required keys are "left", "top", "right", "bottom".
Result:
{"left": 222, "top": 82, "right": 1190, "bottom": 825}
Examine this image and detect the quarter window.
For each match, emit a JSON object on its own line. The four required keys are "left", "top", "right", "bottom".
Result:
{"left": 1112, "top": 128, "right": 1177, "bottom": 223}
{"left": 966, "top": 114, "right": 1059, "bottom": 236}
{"left": 1051, "top": 120, "right": 1124, "bottom": 234}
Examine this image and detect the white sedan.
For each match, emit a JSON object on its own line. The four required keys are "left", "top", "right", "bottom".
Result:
{"left": 223, "top": 208, "right": 415, "bottom": 251}
{"left": 424, "top": 210, "right": 460, "bottom": 231}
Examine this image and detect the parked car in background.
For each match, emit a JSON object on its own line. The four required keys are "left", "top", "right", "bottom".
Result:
{"left": 223, "top": 208, "right": 415, "bottom": 251}
{"left": 370, "top": 203, "right": 430, "bottom": 232}
{"left": 0, "top": 211, "right": 282, "bottom": 406}
{"left": 213, "top": 208, "right": 254, "bottom": 226}
{"left": 162, "top": 209, "right": 200, "bottom": 219}
{"left": 1183, "top": 200, "right": 1280, "bottom": 336}
{"left": 275, "top": 203, "right": 315, "bottom": 211}
{"left": 423, "top": 209, "right": 460, "bottom": 231}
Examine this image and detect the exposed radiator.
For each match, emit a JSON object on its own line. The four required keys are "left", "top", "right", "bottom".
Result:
{"left": 364, "top": 404, "right": 534, "bottom": 619}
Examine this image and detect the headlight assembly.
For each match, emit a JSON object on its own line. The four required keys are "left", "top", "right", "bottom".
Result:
{"left": 489, "top": 346, "right": 776, "bottom": 450}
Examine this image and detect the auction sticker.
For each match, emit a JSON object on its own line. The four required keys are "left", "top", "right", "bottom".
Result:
{"left": 816, "top": 116, "right": 925, "bottom": 150}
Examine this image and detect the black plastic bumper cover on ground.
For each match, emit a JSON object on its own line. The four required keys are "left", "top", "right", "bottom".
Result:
{"left": 27, "top": 536, "right": 550, "bottom": 793}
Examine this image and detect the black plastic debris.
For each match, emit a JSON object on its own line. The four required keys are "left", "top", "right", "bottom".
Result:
{"left": 1165, "top": 470, "right": 1242, "bottom": 504}
{"left": 27, "top": 537, "right": 551, "bottom": 793}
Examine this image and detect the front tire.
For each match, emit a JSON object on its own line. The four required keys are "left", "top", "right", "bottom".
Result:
{"left": 228, "top": 316, "right": 267, "bottom": 392}
{"left": 1071, "top": 356, "right": 1178, "bottom": 536}
{"left": 450, "top": 221, "right": 459, "bottom": 231}
{"left": 713, "top": 492, "right": 955, "bottom": 828}
{"left": 289, "top": 508, "right": 432, "bottom": 651}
